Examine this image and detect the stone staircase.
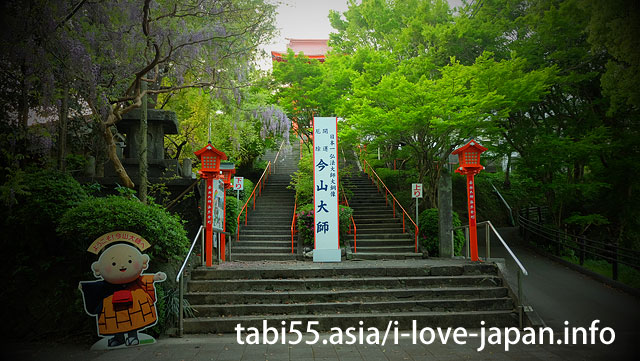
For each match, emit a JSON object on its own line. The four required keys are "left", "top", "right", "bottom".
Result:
{"left": 232, "top": 143, "right": 299, "bottom": 261}
{"left": 183, "top": 261, "right": 519, "bottom": 333}
{"left": 345, "top": 174, "right": 422, "bottom": 260}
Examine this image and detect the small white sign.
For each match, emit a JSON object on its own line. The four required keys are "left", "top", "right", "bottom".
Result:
{"left": 233, "top": 177, "right": 244, "bottom": 191}
{"left": 412, "top": 183, "right": 423, "bottom": 198}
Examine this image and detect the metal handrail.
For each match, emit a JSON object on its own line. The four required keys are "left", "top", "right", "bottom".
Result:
{"left": 362, "top": 159, "right": 419, "bottom": 252}
{"left": 453, "top": 220, "right": 528, "bottom": 328}
{"left": 176, "top": 225, "right": 204, "bottom": 337}
{"left": 272, "top": 139, "right": 286, "bottom": 174}
{"left": 489, "top": 181, "right": 515, "bottom": 226}
{"left": 291, "top": 200, "right": 297, "bottom": 254}
{"left": 236, "top": 161, "right": 272, "bottom": 242}
{"left": 518, "top": 215, "right": 639, "bottom": 275}
{"left": 340, "top": 187, "right": 357, "bottom": 253}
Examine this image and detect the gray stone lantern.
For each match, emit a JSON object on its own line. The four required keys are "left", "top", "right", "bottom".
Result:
{"left": 105, "top": 108, "right": 186, "bottom": 179}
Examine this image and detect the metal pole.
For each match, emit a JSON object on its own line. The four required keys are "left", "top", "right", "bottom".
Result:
{"left": 518, "top": 270, "right": 523, "bottom": 329}
{"left": 465, "top": 227, "right": 470, "bottom": 259}
{"left": 178, "top": 273, "right": 184, "bottom": 337}
{"left": 200, "top": 227, "right": 205, "bottom": 266}
{"left": 237, "top": 189, "right": 240, "bottom": 214}
{"left": 415, "top": 197, "right": 419, "bottom": 234}
{"left": 486, "top": 222, "right": 490, "bottom": 259}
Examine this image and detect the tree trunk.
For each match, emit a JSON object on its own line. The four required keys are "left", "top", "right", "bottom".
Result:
{"left": 57, "top": 85, "right": 69, "bottom": 171}
{"left": 19, "top": 64, "right": 28, "bottom": 128}
{"left": 139, "top": 81, "right": 148, "bottom": 204}
{"left": 438, "top": 166, "right": 454, "bottom": 258}
{"left": 101, "top": 118, "right": 134, "bottom": 188}
{"left": 503, "top": 152, "right": 511, "bottom": 189}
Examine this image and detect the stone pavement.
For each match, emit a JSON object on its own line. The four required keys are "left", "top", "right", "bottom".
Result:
{"left": 3, "top": 331, "right": 632, "bottom": 361}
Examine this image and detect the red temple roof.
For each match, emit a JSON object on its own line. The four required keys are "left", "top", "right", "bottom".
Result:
{"left": 271, "top": 38, "right": 329, "bottom": 63}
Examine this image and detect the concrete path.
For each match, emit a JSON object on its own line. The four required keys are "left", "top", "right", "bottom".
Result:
{"left": 483, "top": 227, "right": 639, "bottom": 358}
{"left": 3, "top": 332, "right": 628, "bottom": 361}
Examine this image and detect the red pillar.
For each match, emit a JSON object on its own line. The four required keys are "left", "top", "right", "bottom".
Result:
{"left": 466, "top": 174, "right": 479, "bottom": 261}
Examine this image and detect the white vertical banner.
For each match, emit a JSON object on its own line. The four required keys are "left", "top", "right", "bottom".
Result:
{"left": 212, "top": 178, "right": 225, "bottom": 233}
{"left": 313, "top": 117, "right": 341, "bottom": 262}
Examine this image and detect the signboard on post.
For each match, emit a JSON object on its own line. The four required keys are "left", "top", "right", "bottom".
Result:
{"left": 233, "top": 177, "right": 244, "bottom": 191}
{"left": 313, "top": 117, "right": 341, "bottom": 262}
{"left": 412, "top": 183, "right": 423, "bottom": 199}
{"left": 412, "top": 183, "right": 423, "bottom": 230}
{"left": 233, "top": 176, "right": 244, "bottom": 214}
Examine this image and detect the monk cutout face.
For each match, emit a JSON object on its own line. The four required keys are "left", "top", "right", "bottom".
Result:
{"left": 91, "top": 243, "right": 149, "bottom": 284}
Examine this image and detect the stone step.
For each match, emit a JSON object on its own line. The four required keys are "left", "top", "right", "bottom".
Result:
{"left": 351, "top": 239, "right": 415, "bottom": 247}
{"left": 244, "top": 219, "right": 295, "bottom": 226}
{"left": 348, "top": 199, "right": 388, "bottom": 205}
{"left": 239, "top": 234, "right": 292, "bottom": 241}
{"left": 231, "top": 253, "right": 297, "bottom": 261}
{"left": 241, "top": 224, "right": 292, "bottom": 231}
{"left": 348, "top": 252, "right": 423, "bottom": 260}
{"left": 190, "top": 264, "right": 497, "bottom": 280}
{"left": 185, "top": 286, "right": 508, "bottom": 305}
{"left": 184, "top": 310, "right": 518, "bottom": 333}
{"left": 187, "top": 275, "right": 502, "bottom": 292}
{"left": 352, "top": 214, "right": 404, "bottom": 220}
{"left": 351, "top": 245, "right": 416, "bottom": 253}
{"left": 246, "top": 211, "right": 294, "bottom": 217}
{"left": 353, "top": 233, "right": 411, "bottom": 240}
{"left": 233, "top": 246, "right": 294, "bottom": 254}
{"left": 231, "top": 240, "right": 293, "bottom": 247}
{"left": 250, "top": 206, "right": 295, "bottom": 211}
{"left": 352, "top": 222, "right": 404, "bottom": 229}
{"left": 191, "top": 297, "right": 514, "bottom": 317}
{"left": 356, "top": 227, "right": 407, "bottom": 234}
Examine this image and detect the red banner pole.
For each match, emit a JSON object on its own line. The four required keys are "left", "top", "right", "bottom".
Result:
{"left": 205, "top": 177, "right": 213, "bottom": 267}
{"left": 467, "top": 174, "right": 479, "bottom": 261}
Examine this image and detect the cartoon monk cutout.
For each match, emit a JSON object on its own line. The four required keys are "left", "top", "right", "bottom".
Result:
{"left": 79, "top": 231, "right": 166, "bottom": 349}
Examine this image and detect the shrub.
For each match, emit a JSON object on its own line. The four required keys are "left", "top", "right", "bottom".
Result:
{"left": 418, "top": 208, "right": 465, "bottom": 257}
{"left": 226, "top": 178, "right": 255, "bottom": 235}
{"left": 57, "top": 195, "right": 189, "bottom": 263}
{"left": 6, "top": 169, "right": 88, "bottom": 239}
{"left": 290, "top": 151, "right": 314, "bottom": 205}
{"left": 296, "top": 203, "right": 353, "bottom": 246}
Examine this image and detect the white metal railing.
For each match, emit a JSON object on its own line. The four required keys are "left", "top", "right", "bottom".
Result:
{"left": 272, "top": 139, "right": 286, "bottom": 174}
{"left": 452, "top": 220, "right": 528, "bottom": 327}
{"left": 489, "top": 181, "right": 515, "bottom": 226}
{"left": 176, "top": 225, "right": 204, "bottom": 337}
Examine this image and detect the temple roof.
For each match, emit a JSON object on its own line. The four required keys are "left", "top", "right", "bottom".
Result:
{"left": 272, "top": 38, "right": 329, "bottom": 63}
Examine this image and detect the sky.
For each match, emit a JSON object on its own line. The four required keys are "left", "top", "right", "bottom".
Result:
{"left": 258, "top": 0, "right": 464, "bottom": 70}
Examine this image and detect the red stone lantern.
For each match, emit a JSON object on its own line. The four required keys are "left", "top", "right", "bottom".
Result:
{"left": 452, "top": 139, "right": 488, "bottom": 262}
{"left": 220, "top": 162, "right": 236, "bottom": 189}
{"left": 194, "top": 142, "right": 227, "bottom": 266}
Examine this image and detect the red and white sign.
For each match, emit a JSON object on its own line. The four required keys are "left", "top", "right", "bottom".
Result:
{"left": 233, "top": 177, "right": 244, "bottom": 191}
{"left": 412, "top": 183, "right": 423, "bottom": 199}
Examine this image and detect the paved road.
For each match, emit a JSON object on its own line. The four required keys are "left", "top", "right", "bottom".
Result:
{"left": 483, "top": 227, "right": 639, "bottom": 358}
{"left": 3, "top": 332, "right": 630, "bottom": 361}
